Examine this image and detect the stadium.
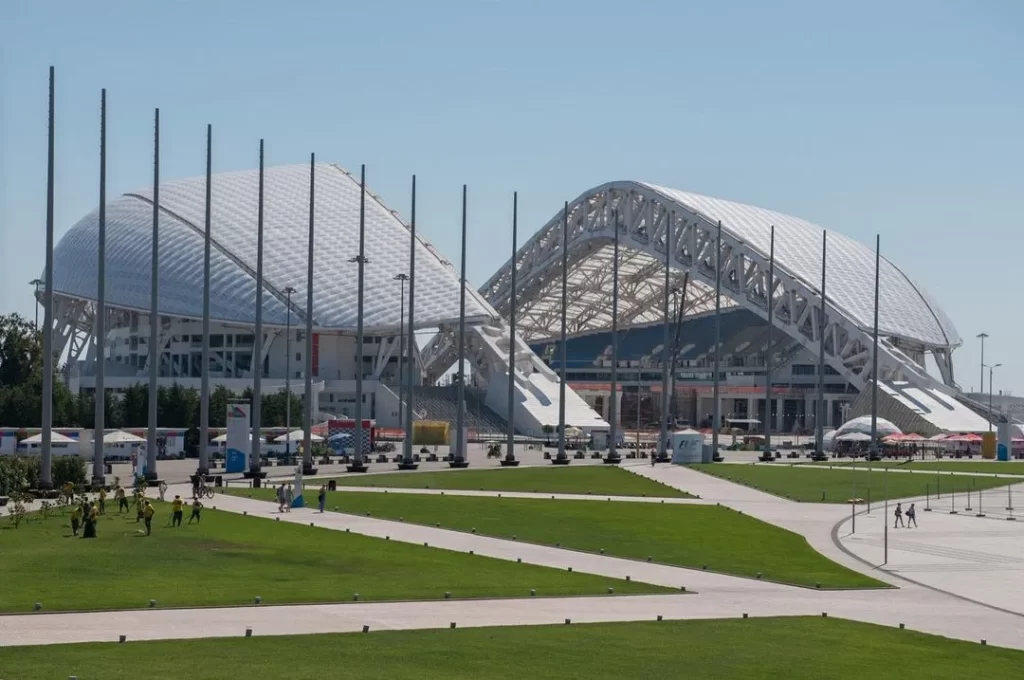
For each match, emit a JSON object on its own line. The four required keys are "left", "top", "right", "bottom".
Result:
{"left": 46, "top": 166, "right": 993, "bottom": 438}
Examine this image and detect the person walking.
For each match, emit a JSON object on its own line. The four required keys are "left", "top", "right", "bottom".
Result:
{"left": 284, "top": 484, "right": 294, "bottom": 512}
{"left": 134, "top": 488, "right": 145, "bottom": 523}
{"left": 894, "top": 502, "right": 905, "bottom": 528}
{"left": 97, "top": 487, "right": 107, "bottom": 515}
{"left": 158, "top": 480, "right": 168, "bottom": 502}
{"left": 318, "top": 485, "right": 326, "bottom": 514}
{"left": 143, "top": 500, "right": 155, "bottom": 536}
{"left": 70, "top": 503, "right": 82, "bottom": 537}
{"left": 171, "top": 495, "right": 184, "bottom": 527}
{"left": 115, "top": 485, "right": 128, "bottom": 513}
{"left": 276, "top": 484, "right": 286, "bottom": 513}
{"left": 907, "top": 502, "right": 917, "bottom": 528}
{"left": 188, "top": 498, "right": 203, "bottom": 524}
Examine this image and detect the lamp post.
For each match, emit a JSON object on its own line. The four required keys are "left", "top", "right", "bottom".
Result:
{"left": 394, "top": 273, "right": 408, "bottom": 429}
{"left": 976, "top": 333, "right": 988, "bottom": 396}
{"left": 29, "top": 279, "right": 43, "bottom": 328}
{"left": 284, "top": 286, "right": 296, "bottom": 461}
{"left": 984, "top": 363, "right": 1001, "bottom": 432}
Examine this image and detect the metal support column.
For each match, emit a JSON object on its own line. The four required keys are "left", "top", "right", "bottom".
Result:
{"left": 145, "top": 108, "right": 160, "bottom": 482}
{"left": 712, "top": 221, "right": 722, "bottom": 458}
{"left": 815, "top": 231, "right": 827, "bottom": 459}
{"left": 557, "top": 201, "right": 569, "bottom": 462}
{"left": 350, "top": 165, "right": 369, "bottom": 472}
{"left": 505, "top": 192, "right": 519, "bottom": 464}
{"left": 401, "top": 175, "right": 418, "bottom": 469}
{"left": 607, "top": 209, "right": 621, "bottom": 464}
{"left": 249, "top": 139, "right": 265, "bottom": 476}
{"left": 92, "top": 88, "right": 107, "bottom": 488}
{"left": 763, "top": 225, "right": 774, "bottom": 462}
{"left": 40, "top": 66, "right": 56, "bottom": 489}
{"left": 199, "top": 124, "right": 213, "bottom": 476}
{"left": 452, "top": 185, "right": 469, "bottom": 468}
{"left": 302, "top": 155, "right": 315, "bottom": 473}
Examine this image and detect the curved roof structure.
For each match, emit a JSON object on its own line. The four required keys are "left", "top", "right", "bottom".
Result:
{"left": 49, "top": 163, "right": 496, "bottom": 332}
{"left": 475, "top": 181, "right": 961, "bottom": 391}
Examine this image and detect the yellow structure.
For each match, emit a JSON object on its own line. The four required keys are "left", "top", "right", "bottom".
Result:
{"left": 413, "top": 421, "right": 449, "bottom": 445}
{"left": 981, "top": 432, "right": 996, "bottom": 459}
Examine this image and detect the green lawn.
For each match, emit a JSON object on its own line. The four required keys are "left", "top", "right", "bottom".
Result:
{"left": 0, "top": 502, "right": 663, "bottom": 613}
{"left": 826, "top": 460, "right": 1024, "bottom": 476}
{"left": 693, "top": 463, "right": 1016, "bottom": 503}
{"left": 327, "top": 465, "right": 691, "bottom": 497}
{"left": 2, "top": 617, "right": 1019, "bottom": 679}
{"left": 226, "top": 488, "right": 883, "bottom": 588}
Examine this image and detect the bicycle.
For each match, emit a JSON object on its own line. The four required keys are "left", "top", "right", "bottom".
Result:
{"left": 195, "top": 476, "right": 216, "bottom": 500}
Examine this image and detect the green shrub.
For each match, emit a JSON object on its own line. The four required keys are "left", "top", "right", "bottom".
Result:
{"left": 0, "top": 455, "right": 85, "bottom": 493}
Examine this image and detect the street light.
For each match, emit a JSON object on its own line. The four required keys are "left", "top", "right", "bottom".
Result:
{"left": 29, "top": 279, "right": 43, "bottom": 328}
{"left": 394, "top": 273, "right": 408, "bottom": 429}
{"left": 983, "top": 362, "right": 1002, "bottom": 432}
{"left": 283, "top": 286, "right": 296, "bottom": 461}
{"left": 977, "top": 333, "right": 988, "bottom": 396}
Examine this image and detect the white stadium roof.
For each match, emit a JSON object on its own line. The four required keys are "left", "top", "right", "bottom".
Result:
{"left": 50, "top": 163, "right": 497, "bottom": 333}
{"left": 644, "top": 184, "right": 960, "bottom": 348}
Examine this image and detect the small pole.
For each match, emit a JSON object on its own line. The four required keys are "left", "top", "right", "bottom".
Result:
{"left": 850, "top": 497, "right": 855, "bottom": 535}
{"left": 950, "top": 480, "right": 957, "bottom": 514}
{"left": 966, "top": 478, "right": 973, "bottom": 512}
{"left": 883, "top": 466, "right": 888, "bottom": 565}
{"left": 977, "top": 483, "right": 984, "bottom": 517}
{"left": 1007, "top": 484, "right": 1013, "bottom": 512}
{"left": 925, "top": 483, "right": 930, "bottom": 511}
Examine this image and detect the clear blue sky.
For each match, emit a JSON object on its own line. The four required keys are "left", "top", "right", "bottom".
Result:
{"left": 2, "top": 0, "right": 1021, "bottom": 393}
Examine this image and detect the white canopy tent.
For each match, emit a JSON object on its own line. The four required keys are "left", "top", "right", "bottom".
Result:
{"left": 103, "top": 430, "right": 145, "bottom": 444}
{"left": 19, "top": 431, "right": 76, "bottom": 445}
{"left": 272, "top": 430, "right": 324, "bottom": 443}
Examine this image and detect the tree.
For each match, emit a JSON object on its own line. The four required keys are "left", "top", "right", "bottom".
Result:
{"left": 121, "top": 382, "right": 148, "bottom": 427}
{"left": 0, "top": 313, "right": 77, "bottom": 427}
{"left": 209, "top": 385, "right": 231, "bottom": 428}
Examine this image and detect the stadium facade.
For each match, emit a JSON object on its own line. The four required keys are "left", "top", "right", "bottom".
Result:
{"left": 46, "top": 169, "right": 993, "bottom": 437}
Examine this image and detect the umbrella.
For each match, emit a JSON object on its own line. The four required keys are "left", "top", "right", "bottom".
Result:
{"left": 103, "top": 430, "right": 145, "bottom": 444}
{"left": 273, "top": 429, "right": 324, "bottom": 443}
{"left": 19, "top": 431, "right": 75, "bottom": 444}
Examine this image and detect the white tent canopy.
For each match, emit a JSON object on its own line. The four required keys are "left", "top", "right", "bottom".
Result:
{"left": 835, "top": 431, "right": 873, "bottom": 442}
{"left": 103, "top": 430, "right": 145, "bottom": 444}
{"left": 212, "top": 433, "right": 228, "bottom": 444}
{"left": 273, "top": 429, "right": 324, "bottom": 443}
{"left": 19, "top": 431, "right": 75, "bottom": 445}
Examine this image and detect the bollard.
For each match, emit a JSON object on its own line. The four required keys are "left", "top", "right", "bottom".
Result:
{"left": 119, "top": 634, "right": 126, "bottom": 643}
{"left": 756, "top": 572, "right": 762, "bottom": 579}
{"left": 469, "top": 550, "right": 473, "bottom": 555}
{"left": 657, "top": 615, "right": 663, "bottom": 621}
{"left": 513, "top": 534, "right": 517, "bottom": 540}
{"left": 600, "top": 548, "right": 605, "bottom": 554}
{"left": 444, "top": 592, "right": 451, "bottom": 599}
{"left": 555, "top": 542, "right": 560, "bottom": 547}
{"left": 309, "top": 522, "right": 314, "bottom": 527}
{"left": 362, "top": 625, "right": 369, "bottom": 633}
{"left": 33, "top": 602, "right": 42, "bottom": 611}
{"left": 647, "top": 556, "right": 653, "bottom": 562}
{"left": 680, "top": 586, "right": 686, "bottom": 592}
{"left": 626, "top": 575, "right": 631, "bottom": 581}
{"left": 816, "top": 582, "right": 821, "bottom": 589}
{"left": 471, "top": 528, "right": 476, "bottom": 534}
{"left": 977, "top": 485, "right": 985, "bottom": 517}
{"left": 435, "top": 522, "right": 440, "bottom": 527}
{"left": 517, "top": 558, "right": 522, "bottom": 563}
{"left": 981, "top": 639, "right": 987, "bottom": 646}
{"left": 530, "top": 589, "right": 536, "bottom": 597}
{"left": 607, "top": 587, "right": 614, "bottom": 594}
{"left": 275, "top": 517, "right": 280, "bottom": 522}
{"left": 743, "top": 613, "right": 748, "bottom": 619}
{"left": 821, "top": 612, "right": 828, "bottom": 618}
{"left": 386, "top": 536, "right": 390, "bottom": 540}
{"left": 925, "top": 484, "right": 931, "bottom": 511}
{"left": 424, "top": 542, "right": 428, "bottom": 547}
{"left": 243, "top": 511, "right": 247, "bottom": 516}
{"left": 345, "top": 528, "right": 350, "bottom": 533}
{"left": 702, "top": 564, "right": 707, "bottom": 570}
{"left": 149, "top": 599, "right": 156, "bottom": 608}
{"left": 565, "top": 618, "right": 571, "bottom": 625}
{"left": 366, "top": 512, "right": 371, "bottom": 517}
{"left": 353, "top": 593, "right": 359, "bottom": 601}
{"left": 899, "top": 623, "right": 905, "bottom": 629}
{"left": 254, "top": 596, "right": 262, "bottom": 605}
{"left": 450, "top": 622, "right": 456, "bottom": 629}
{"left": 245, "top": 627, "right": 253, "bottom": 637}
{"left": 567, "top": 567, "right": 572, "bottom": 572}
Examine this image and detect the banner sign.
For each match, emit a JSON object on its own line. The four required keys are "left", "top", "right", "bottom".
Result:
{"left": 226, "top": 402, "right": 251, "bottom": 473}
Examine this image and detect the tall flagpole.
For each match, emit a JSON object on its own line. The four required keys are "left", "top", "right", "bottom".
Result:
{"left": 506, "top": 192, "right": 518, "bottom": 464}
{"left": 815, "top": 231, "right": 828, "bottom": 457}
{"left": 712, "top": 221, "right": 722, "bottom": 458}
{"left": 400, "top": 175, "right": 418, "bottom": 470}
{"left": 453, "top": 184, "right": 469, "bottom": 468}
{"left": 145, "top": 108, "right": 160, "bottom": 483}
{"left": 870, "top": 234, "right": 880, "bottom": 459}
{"left": 92, "top": 88, "right": 107, "bottom": 487}
{"left": 40, "top": 66, "right": 56, "bottom": 489}
{"left": 557, "top": 201, "right": 569, "bottom": 462}
{"left": 659, "top": 211, "right": 672, "bottom": 462}
{"left": 350, "top": 164, "right": 369, "bottom": 472}
{"left": 250, "top": 139, "right": 265, "bottom": 475}
{"left": 199, "top": 124, "right": 213, "bottom": 476}
{"left": 763, "top": 225, "right": 775, "bottom": 460}
{"left": 302, "top": 155, "right": 315, "bottom": 474}
{"left": 607, "top": 208, "right": 621, "bottom": 464}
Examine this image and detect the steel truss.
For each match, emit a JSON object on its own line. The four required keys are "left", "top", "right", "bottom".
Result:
{"left": 436, "top": 181, "right": 955, "bottom": 394}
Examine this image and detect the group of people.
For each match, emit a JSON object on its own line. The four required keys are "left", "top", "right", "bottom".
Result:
{"left": 894, "top": 502, "right": 918, "bottom": 528}
{"left": 276, "top": 483, "right": 294, "bottom": 512}
{"left": 63, "top": 479, "right": 210, "bottom": 538}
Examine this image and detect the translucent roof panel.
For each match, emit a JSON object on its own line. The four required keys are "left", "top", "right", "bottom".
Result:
{"left": 643, "top": 183, "right": 960, "bottom": 348}
{"left": 50, "top": 163, "right": 496, "bottom": 331}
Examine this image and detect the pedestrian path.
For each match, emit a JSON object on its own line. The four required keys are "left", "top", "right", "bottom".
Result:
{"left": 4, "top": 575, "right": 1023, "bottom": 649}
